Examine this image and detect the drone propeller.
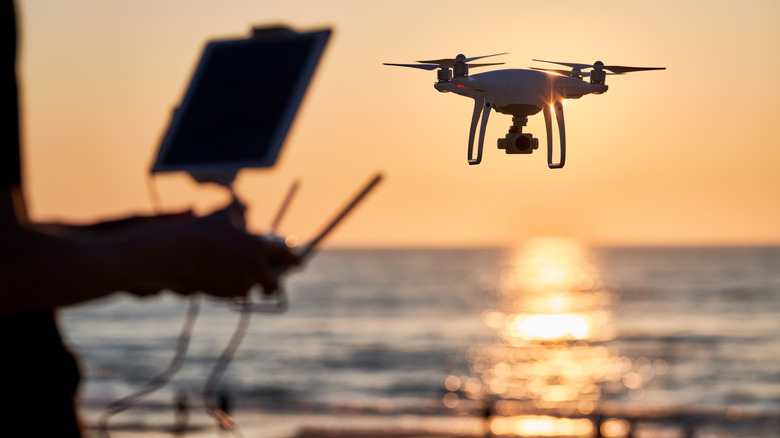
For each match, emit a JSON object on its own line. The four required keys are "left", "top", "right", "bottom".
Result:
{"left": 384, "top": 52, "right": 507, "bottom": 72}
{"left": 530, "top": 67, "right": 622, "bottom": 78}
{"left": 533, "top": 59, "right": 665, "bottom": 75}
{"left": 530, "top": 67, "right": 588, "bottom": 77}
{"left": 416, "top": 52, "right": 508, "bottom": 66}
{"left": 384, "top": 62, "right": 505, "bottom": 71}
{"left": 464, "top": 62, "right": 505, "bottom": 69}
{"left": 383, "top": 63, "right": 441, "bottom": 71}
{"left": 599, "top": 64, "right": 666, "bottom": 74}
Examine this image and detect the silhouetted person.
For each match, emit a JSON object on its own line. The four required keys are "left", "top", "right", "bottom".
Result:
{"left": 219, "top": 393, "right": 231, "bottom": 414}
{"left": 173, "top": 391, "right": 190, "bottom": 434}
{"left": 482, "top": 394, "right": 495, "bottom": 438}
{"left": 217, "top": 392, "right": 233, "bottom": 431}
{"left": 1, "top": 2, "right": 298, "bottom": 436}
{"left": 593, "top": 414, "right": 604, "bottom": 438}
{"left": 682, "top": 419, "right": 696, "bottom": 438}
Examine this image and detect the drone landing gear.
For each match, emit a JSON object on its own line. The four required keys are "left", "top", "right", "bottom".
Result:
{"left": 467, "top": 98, "right": 566, "bottom": 168}
{"left": 542, "top": 101, "right": 566, "bottom": 169}
{"left": 467, "top": 97, "right": 494, "bottom": 165}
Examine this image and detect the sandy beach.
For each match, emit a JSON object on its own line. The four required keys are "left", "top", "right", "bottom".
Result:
{"left": 81, "top": 407, "right": 488, "bottom": 438}
{"left": 80, "top": 402, "right": 780, "bottom": 438}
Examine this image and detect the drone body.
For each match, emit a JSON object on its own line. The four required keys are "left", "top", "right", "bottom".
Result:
{"left": 385, "top": 54, "right": 664, "bottom": 166}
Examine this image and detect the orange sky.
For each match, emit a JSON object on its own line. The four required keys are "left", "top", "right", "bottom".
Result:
{"left": 17, "top": 0, "right": 780, "bottom": 247}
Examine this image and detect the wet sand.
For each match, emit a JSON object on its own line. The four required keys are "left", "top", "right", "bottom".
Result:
{"left": 81, "top": 408, "right": 487, "bottom": 438}
{"left": 81, "top": 404, "right": 780, "bottom": 438}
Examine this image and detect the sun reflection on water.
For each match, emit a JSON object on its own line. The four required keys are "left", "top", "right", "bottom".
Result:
{"left": 445, "top": 237, "right": 659, "bottom": 437}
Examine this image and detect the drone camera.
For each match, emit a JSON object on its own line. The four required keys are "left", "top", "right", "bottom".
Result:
{"left": 498, "top": 133, "right": 538, "bottom": 154}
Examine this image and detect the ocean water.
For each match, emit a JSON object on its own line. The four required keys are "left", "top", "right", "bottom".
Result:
{"left": 60, "top": 244, "right": 780, "bottom": 437}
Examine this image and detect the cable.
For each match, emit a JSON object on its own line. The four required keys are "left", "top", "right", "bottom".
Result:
{"left": 202, "top": 301, "right": 254, "bottom": 437}
{"left": 96, "top": 293, "right": 202, "bottom": 437}
{"left": 96, "top": 173, "right": 201, "bottom": 437}
{"left": 96, "top": 176, "right": 254, "bottom": 436}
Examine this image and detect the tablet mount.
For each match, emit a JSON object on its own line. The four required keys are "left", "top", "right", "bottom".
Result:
{"left": 229, "top": 179, "right": 297, "bottom": 313}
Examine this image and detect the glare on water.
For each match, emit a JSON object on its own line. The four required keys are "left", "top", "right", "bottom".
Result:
{"left": 444, "top": 237, "right": 659, "bottom": 437}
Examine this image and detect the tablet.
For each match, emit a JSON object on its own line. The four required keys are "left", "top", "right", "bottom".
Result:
{"left": 151, "top": 26, "right": 331, "bottom": 185}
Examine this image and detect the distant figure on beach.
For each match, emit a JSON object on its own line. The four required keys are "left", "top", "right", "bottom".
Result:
{"left": 218, "top": 393, "right": 231, "bottom": 432}
{"left": 1, "top": 2, "right": 298, "bottom": 436}
{"left": 173, "top": 391, "right": 190, "bottom": 434}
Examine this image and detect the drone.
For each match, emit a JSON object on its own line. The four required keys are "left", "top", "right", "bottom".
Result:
{"left": 384, "top": 54, "right": 665, "bottom": 167}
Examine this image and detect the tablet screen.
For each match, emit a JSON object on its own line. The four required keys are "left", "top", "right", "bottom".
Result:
{"left": 152, "top": 28, "right": 330, "bottom": 181}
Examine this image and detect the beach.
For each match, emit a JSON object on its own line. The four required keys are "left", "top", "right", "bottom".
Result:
{"left": 81, "top": 405, "right": 780, "bottom": 438}
{"left": 82, "top": 409, "right": 489, "bottom": 438}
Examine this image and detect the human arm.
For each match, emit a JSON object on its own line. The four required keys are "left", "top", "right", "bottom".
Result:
{"left": 0, "top": 189, "right": 299, "bottom": 313}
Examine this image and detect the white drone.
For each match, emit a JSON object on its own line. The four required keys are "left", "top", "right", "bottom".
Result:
{"left": 385, "top": 54, "right": 664, "bottom": 167}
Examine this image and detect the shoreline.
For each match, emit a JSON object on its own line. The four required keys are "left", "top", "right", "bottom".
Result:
{"left": 80, "top": 404, "right": 780, "bottom": 438}
{"left": 81, "top": 409, "right": 488, "bottom": 438}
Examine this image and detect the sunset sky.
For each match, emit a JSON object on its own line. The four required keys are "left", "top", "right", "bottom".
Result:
{"left": 17, "top": 0, "right": 780, "bottom": 247}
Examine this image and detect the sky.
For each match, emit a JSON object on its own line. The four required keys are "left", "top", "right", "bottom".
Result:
{"left": 16, "top": 0, "right": 780, "bottom": 248}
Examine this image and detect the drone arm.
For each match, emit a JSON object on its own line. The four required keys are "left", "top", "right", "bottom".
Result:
{"left": 467, "top": 97, "right": 493, "bottom": 165}
{"left": 543, "top": 101, "right": 566, "bottom": 169}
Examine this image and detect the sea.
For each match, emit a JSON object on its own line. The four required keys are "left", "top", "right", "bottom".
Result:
{"left": 60, "top": 242, "right": 780, "bottom": 437}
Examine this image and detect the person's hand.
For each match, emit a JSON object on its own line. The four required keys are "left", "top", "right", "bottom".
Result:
{"left": 156, "top": 201, "right": 300, "bottom": 298}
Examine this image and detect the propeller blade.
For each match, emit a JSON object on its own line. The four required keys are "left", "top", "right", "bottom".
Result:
{"left": 415, "top": 58, "right": 456, "bottom": 65}
{"left": 533, "top": 59, "right": 592, "bottom": 70}
{"left": 383, "top": 63, "right": 441, "bottom": 71}
{"left": 465, "top": 52, "right": 508, "bottom": 62}
{"left": 416, "top": 52, "right": 508, "bottom": 66}
{"left": 534, "top": 59, "right": 666, "bottom": 75}
{"left": 530, "top": 67, "right": 605, "bottom": 78}
{"left": 603, "top": 65, "right": 666, "bottom": 74}
{"left": 468, "top": 62, "right": 505, "bottom": 69}
{"left": 530, "top": 67, "right": 572, "bottom": 76}
{"left": 530, "top": 67, "right": 596, "bottom": 78}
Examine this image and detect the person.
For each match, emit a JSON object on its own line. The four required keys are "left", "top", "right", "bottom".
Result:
{"left": 1, "top": 1, "right": 299, "bottom": 435}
